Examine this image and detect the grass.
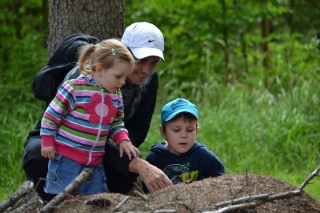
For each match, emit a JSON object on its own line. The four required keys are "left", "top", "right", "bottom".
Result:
{"left": 141, "top": 82, "right": 320, "bottom": 201}
{"left": 1, "top": 67, "right": 319, "bottom": 202}
{"left": 0, "top": 36, "right": 319, "bottom": 204}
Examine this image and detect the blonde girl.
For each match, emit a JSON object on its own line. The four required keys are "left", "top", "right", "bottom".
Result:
{"left": 40, "top": 39, "right": 139, "bottom": 196}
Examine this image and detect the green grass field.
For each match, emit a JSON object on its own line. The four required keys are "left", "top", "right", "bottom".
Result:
{"left": 0, "top": 35, "right": 319, "bottom": 203}
{"left": 1, "top": 82, "right": 319, "bottom": 203}
{"left": 140, "top": 85, "right": 320, "bottom": 202}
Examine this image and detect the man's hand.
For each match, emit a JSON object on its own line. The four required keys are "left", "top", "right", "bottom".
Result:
{"left": 41, "top": 146, "right": 55, "bottom": 159}
{"left": 129, "top": 157, "right": 173, "bottom": 193}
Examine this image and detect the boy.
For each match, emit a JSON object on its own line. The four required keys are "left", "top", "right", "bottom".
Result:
{"left": 146, "top": 98, "right": 224, "bottom": 185}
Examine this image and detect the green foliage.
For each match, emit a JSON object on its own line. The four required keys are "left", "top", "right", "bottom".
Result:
{"left": 0, "top": 0, "right": 48, "bottom": 201}
{"left": 0, "top": 34, "right": 47, "bottom": 200}
{"left": 125, "top": 0, "right": 320, "bottom": 201}
{"left": 125, "top": 0, "right": 319, "bottom": 98}
{"left": 1, "top": 0, "right": 320, "bottom": 202}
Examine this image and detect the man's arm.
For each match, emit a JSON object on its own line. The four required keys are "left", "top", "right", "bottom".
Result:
{"left": 128, "top": 157, "right": 172, "bottom": 193}
{"left": 104, "top": 142, "right": 172, "bottom": 193}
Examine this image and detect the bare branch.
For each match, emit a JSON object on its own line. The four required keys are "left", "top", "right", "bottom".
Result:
{"left": 0, "top": 180, "right": 34, "bottom": 212}
{"left": 39, "top": 168, "right": 93, "bottom": 213}
{"left": 133, "top": 190, "right": 148, "bottom": 201}
{"left": 209, "top": 164, "right": 320, "bottom": 213}
{"left": 215, "top": 193, "right": 270, "bottom": 208}
{"left": 298, "top": 164, "right": 320, "bottom": 191}
{"left": 112, "top": 195, "right": 130, "bottom": 212}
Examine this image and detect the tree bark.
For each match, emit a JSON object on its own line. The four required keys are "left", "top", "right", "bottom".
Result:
{"left": 261, "top": 0, "right": 270, "bottom": 68}
{"left": 48, "top": 0, "right": 124, "bottom": 57}
{"left": 220, "top": 0, "right": 229, "bottom": 69}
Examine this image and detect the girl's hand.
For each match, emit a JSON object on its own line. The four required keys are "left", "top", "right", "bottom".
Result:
{"left": 41, "top": 146, "right": 55, "bottom": 160}
{"left": 119, "top": 140, "right": 140, "bottom": 160}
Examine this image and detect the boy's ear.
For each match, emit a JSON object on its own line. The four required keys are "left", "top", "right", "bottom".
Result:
{"left": 159, "top": 125, "right": 166, "bottom": 139}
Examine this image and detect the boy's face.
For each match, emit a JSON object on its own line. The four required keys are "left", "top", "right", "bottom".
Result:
{"left": 160, "top": 115, "right": 197, "bottom": 156}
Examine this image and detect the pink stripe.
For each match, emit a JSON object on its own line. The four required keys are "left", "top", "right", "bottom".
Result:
{"left": 76, "top": 90, "right": 97, "bottom": 96}
{"left": 41, "top": 122, "right": 56, "bottom": 130}
{"left": 62, "top": 119, "right": 110, "bottom": 135}
{"left": 56, "top": 93, "right": 73, "bottom": 112}
{"left": 69, "top": 110, "right": 89, "bottom": 120}
{"left": 50, "top": 101, "right": 64, "bottom": 114}
{"left": 44, "top": 111, "right": 61, "bottom": 124}
{"left": 57, "top": 130, "right": 106, "bottom": 147}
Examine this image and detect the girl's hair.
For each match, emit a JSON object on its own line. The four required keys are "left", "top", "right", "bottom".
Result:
{"left": 77, "top": 38, "right": 134, "bottom": 74}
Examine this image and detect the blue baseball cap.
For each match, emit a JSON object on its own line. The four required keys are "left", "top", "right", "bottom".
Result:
{"left": 161, "top": 98, "right": 198, "bottom": 124}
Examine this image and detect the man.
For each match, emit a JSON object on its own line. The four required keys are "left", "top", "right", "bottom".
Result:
{"left": 23, "top": 22, "right": 172, "bottom": 201}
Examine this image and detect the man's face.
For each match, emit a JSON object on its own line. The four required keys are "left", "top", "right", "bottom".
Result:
{"left": 126, "top": 56, "right": 160, "bottom": 86}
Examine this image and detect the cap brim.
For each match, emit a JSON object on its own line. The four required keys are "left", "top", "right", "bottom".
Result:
{"left": 162, "top": 109, "right": 198, "bottom": 124}
{"left": 131, "top": 47, "right": 164, "bottom": 60}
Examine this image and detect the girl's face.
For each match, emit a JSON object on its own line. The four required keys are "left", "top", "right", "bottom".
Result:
{"left": 160, "top": 116, "right": 198, "bottom": 156}
{"left": 95, "top": 59, "right": 133, "bottom": 92}
{"left": 126, "top": 56, "right": 160, "bottom": 86}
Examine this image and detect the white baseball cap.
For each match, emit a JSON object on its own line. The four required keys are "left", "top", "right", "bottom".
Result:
{"left": 121, "top": 22, "right": 164, "bottom": 60}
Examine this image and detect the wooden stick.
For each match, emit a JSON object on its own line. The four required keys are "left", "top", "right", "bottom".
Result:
{"left": 209, "top": 164, "right": 320, "bottom": 213}
{"left": 133, "top": 190, "right": 148, "bottom": 201}
{"left": 298, "top": 164, "right": 320, "bottom": 191}
{"left": 0, "top": 180, "right": 34, "bottom": 212}
{"left": 39, "top": 168, "right": 93, "bottom": 213}
{"left": 112, "top": 195, "right": 130, "bottom": 212}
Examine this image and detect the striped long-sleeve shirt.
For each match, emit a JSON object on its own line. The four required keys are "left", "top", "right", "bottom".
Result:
{"left": 40, "top": 74, "right": 130, "bottom": 166}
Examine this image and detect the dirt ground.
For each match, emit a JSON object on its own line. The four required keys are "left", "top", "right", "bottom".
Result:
{"left": 9, "top": 173, "right": 320, "bottom": 212}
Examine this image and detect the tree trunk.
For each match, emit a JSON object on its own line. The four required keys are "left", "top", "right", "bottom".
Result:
{"left": 48, "top": 0, "right": 124, "bottom": 57}
{"left": 261, "top": 0, "right": 269, "bottom": 68}
{"left": 220, "top": 0, "right": 229, "bottom": 69}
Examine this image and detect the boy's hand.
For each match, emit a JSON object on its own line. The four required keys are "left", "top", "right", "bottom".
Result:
{"left": 41, "top": 146, "right": 55, "bottom": 160}
{"left": 119, "top": 140, "right": 140, "bottom": 160}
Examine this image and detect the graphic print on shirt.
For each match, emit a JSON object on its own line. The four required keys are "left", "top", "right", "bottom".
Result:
{"left": 83, "top": 94, "right": 117, "bottom": 125}
{"left": 163, "top": 163, "right": 199, "bottom": 184}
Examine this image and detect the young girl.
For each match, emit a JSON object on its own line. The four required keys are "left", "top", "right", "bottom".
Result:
{"left": 40, "top": 39, "right": 140, "bottom": 196}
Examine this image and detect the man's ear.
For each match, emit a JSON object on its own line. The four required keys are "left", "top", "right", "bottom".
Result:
{"left": 159, "top": 125, "right": 166, "bottom": 139}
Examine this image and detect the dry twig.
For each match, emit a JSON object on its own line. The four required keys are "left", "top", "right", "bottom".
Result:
{"left": 133, "top": 190, "right": 148, "bottom": 201}
{"left": 39, "top": 168, "right": 93, "bottom": 213}
{"left": 207, "top": 164, "right": 320, "bottom": 213}
{"left": 0, "top": 180, "right": 34, "bottom": 212}
{"left": 112, "top": 195, "right": 130, "bottom": 212}
{"left": 298, "top": 164, "right": 320, "bottom": 191}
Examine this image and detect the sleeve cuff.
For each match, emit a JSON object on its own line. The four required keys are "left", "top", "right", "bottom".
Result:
{"left": 113, "top": 131, "right": 131, "bottom": 145}
{"left": 41, "top": 135, "right": 55, "bottom": 147}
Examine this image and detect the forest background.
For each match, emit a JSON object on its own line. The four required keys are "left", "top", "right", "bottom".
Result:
{"left": 0, "top": 0, "right": 319, "bottom": 202}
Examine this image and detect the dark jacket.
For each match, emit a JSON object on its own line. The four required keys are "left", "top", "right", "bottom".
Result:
{"left": 146, "top": 141, "right": 224, "bottom": 184}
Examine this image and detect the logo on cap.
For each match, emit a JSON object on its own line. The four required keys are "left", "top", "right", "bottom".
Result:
{"left": 148, "top": 39, "right": 155, "bottom": 42}
{"left": 170, "top": 99, "right": 189, "bottom": 110}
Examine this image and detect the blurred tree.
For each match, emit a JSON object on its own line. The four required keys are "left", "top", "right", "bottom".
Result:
{"left": 261, "top": 0, "right": 270, "bottom": 68}
{"left": 285, "top": 0, "right": 320, "bottom": 38}
{"left": 48, "top": 0, "right": 124, "bottom": 57}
